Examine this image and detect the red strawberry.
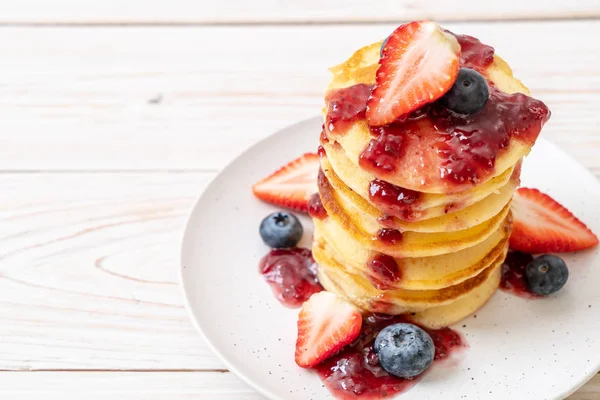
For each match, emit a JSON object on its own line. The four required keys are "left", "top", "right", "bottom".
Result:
{"left": 295, "top": 291, "right": 362, "bottom": 368}
{"left": 367, "top": 21, "right": 461, "bottom": 127}
{"left": 252, "top": 153, "right": 319, "bottom": 213}
{"left": 510, "top": 187, "right": 598, "bottom": 253}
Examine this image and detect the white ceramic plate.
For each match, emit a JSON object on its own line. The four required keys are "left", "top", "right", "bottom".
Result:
{"left": 181, "top": 117, "right": 600, "bottom": 400}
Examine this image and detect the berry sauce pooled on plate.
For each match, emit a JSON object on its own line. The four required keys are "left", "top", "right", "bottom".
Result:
{"left": 315, "top": 314, "right": 464, "bottom": 399}
{"left": 259, "top": 248, "right": 323, "bottom": 308}
{"left": 250, "top": 20, "right": 597, "bottom": 400}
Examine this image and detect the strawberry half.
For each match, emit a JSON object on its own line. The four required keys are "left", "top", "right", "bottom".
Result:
{"left": 367, "top": 21, "right": 461, "bottom": 126}
{"left": 510, "top": 187, "right": 598, "bottom": 253}
{"left": 252, "top": 153, "right": 319, "bottom": 213}
{"left": 295, "top": 291, "right": 362, "bottom": 368}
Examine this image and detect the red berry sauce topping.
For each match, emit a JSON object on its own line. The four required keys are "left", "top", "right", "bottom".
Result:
{"left": 315, "top": 314, "right": 465, "bottom": 399}
{"left": 453, "top": 33, "right": 495, "bottom": 72}
{"left": 377, "top": 228, "right": 404, "bottom": 245}
{"left": 359, "top": 125, "right": 405, "bottom": 173}
{"left": 500, "top": 250, "right": 541, "bottom": 299}
{"left": 431, "top": 86, "right": 550, "bottom": 185}
{"left": 317, "top": 145, "right": 327, "bottom": 158}
{"left": 325, "top": 83, "right": 372, "bottom": 135}
{"left": 259, "top": 248, "right": 323, "bottom": 307}
{"left": 322, "top": 32, "right": 550, "bottom": 188}
{"left": 367, "top": 253, "right": 402, "bottom": 290}
{"left": 308, "top": 193, "right": 328, "bottom": 220}
{"left": 368, "top": 179, "right": 421, "bottom": 221}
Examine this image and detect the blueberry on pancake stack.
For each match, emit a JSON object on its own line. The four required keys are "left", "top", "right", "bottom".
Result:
{"left": 311, "top": 21, "right": 550, "bottom": 329}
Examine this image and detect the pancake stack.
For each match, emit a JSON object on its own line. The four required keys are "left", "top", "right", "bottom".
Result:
{"left": 311, "top": 30, "right": 549, "bottom": 329}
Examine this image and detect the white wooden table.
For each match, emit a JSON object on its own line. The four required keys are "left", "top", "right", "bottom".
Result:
{"left": 0, "top": 2, "right": 599, "bottom": 398}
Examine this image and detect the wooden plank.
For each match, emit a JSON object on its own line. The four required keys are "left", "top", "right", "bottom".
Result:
{"left": 0, "top": 370, "right": 596, "bottom": 399}
{"left": 572, "top": 373, "right": 600, "bottom": 400}
{"left": 0, "top": 21, "right": 598, "bottom": 174}
{"left": 0, "top": 172, "right": 225, "bottom": 370}
{"left": 0, "top": 0, "right": 597, "bottom": 24}
{"left": 0, "top": 371, "right": 263, "bottom": 399}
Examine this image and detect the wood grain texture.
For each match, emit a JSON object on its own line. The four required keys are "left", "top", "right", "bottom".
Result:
{"left": 0, "top": 21, "right": 598, "bottom": 174}
{"left": 571, "top": 374, "right": 600, "bottom": 400}
{"left": 0, "top": 370, "right": 596, "bottom": 399}
{"left": 0, "top": 371, "right": 263, "bottom": 399}
{"left": 0, "top": 173, "right": 225, "bottom": 370}
{"left": 0, "top": 0, "right": 598, "bottom": 24}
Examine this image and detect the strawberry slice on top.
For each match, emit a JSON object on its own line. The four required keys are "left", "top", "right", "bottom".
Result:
{"left": 367, "top": 21, "right": 461, "bottom": 127}
{"left": 510, "top": 187, "right": 598, "bottom": 253}
{"left": 295, "top": 291, "right": 362, "bottom": 368}
{"left": 252, "top": 153, "right": 319, "bottom": 213}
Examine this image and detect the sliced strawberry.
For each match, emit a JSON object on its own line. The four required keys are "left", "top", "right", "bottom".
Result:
{"left": 252, "top": 153, "right": 319, "bottom": 213}
{"left": 295, "top": 291, "right": 362, "bottom": 368}
{"left": 510, "top": 187, "right": 598, "bottom": 253}
{"left": 367, "top": 21, "right": 460, "bottom": 126}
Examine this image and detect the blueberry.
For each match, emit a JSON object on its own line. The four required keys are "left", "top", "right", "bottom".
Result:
{"left": 374, "top": 323, "right": 435, "bottom": 378}
{"left": 380, "top": 36, "right": 389, "bottom": 57}
{"left": 442, "top": 68, "right": 489, "bottom": 114}
{"left": 525, "top": 254, "right": 569, "bottom": 296}
{"left": 259, "top": 211, "right": 303, "bottom": 248}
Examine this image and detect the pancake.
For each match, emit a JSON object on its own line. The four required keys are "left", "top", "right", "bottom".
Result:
{"left": 318, "top": 174, "right": 512, "bottom": 258}
{"left": 321, "top": 140, "right": 519, "bottom": 221}
{"left": 320, "top": 155, "right": 520, "bottom": 231}
{"left": 323, "top": 40, "right": 548, "bottom": 194}
{"left": 409, "top": 264, "right": 501, "bottom": 329}
{"left": 315, "top": 246, "right": 506, "bottom": 314}
{"left": 313, "top": 216, "right": 511, "bottom": 291}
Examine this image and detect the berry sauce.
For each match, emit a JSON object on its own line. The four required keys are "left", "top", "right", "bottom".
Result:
{"left": 377, "top": 228, "right": 403, "bottom": 245}
{"left": 368, "top": 179, "right": 421, "bottom": 221}
{"left": 431, "top": 86, "right": 550, "bottom": 185}
{"left": 322, "top": 32, "right": 550, "bottom": 188}
{"left": 359, "top": 125, "right": 406, "bottom": 173}
{"left": 500, "top": 250, "right": 541, "bottom": 299}
{"left": 325, "top": 83, "right": 372, "bottom": 135}
{"left": 315, "top": 314, "right": 465, "bottom": 399}
{"left": 453, "top": 33, "right": 495, "bottom": 72}
{"left": 317, "top": 145, "right": 327, "bottom": 157}
{"left": 367, "top": 253, "right": 402, "bottom": 290}
{"left": 308, "top": 193, "right": 328, "bottom": 220}
{"left": 259, "top": 248, "right": 323, "bottom": 307}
